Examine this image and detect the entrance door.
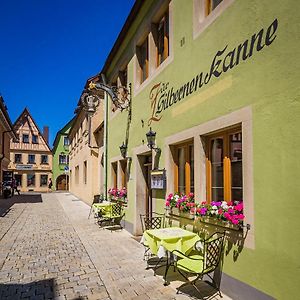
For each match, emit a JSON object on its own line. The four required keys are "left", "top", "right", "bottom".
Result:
{"left": 56, "top": 175, "right": 69, "bottom": 190}
{"left": 143, "top": 154, "right": 153, "bottom": 216}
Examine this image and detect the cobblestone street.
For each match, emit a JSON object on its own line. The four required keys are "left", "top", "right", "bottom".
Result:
{"left": 0, "top": 193, "right": 229, "bottom": 300}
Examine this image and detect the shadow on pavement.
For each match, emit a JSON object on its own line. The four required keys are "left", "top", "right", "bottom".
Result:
{"left": 0, "top": 194, "right": 43, "bottom": 217}
{"left": 0, "top": 278, "right": 56, "bottom": 299}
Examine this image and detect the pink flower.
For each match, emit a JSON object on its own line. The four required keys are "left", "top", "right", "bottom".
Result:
{"left": 231, "top": 219, "right": 239, "bottom": 225}
{"left": 234, "top": 203, "right": 243, "bottom": 212}
{"left": 237, "top": 214, "right": 245, "bottom": 220}
{"left": 165, "top": 201, "right": 170, "bottom": 207}
{"left": 200, "top": 208, "right": 207, "bottom": 215}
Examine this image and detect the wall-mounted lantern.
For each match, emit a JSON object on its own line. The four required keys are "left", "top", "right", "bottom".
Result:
{"left": 119, "top": 142, "right": 127, "bottom": 159}
{"left": 146, "top": 127, "right": 160, "bottom": 152}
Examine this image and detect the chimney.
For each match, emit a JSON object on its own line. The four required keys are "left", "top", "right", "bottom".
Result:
{"left": 43, "top": 126, "right": 49, "bottom": 144}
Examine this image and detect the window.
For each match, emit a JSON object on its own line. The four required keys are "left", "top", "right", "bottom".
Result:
{"left": 193, "top": 0, "right": 234, "bottom": 38}
{"left": 59, "top": 154, "right": 67, "bottom": 164}
{"left": 137, "top": 38, "right": 149, "bottom": 84}
{"left": 173, "top": 141, "right": 194, "bottom": 195}
{"left": 119, "top": 66, "right": 128, "bottom": 87}
{"left": 205, "top": 0, "right": 223, "bottom": 16}
{"left": 83, "top": 161, "right": 87, "bottom": 184}
{"left": 120, "top": 160, "right": 127, "bottom": 189}
{"left": 75, "top": 166, "right": 79, "bottom": 184}
{"left": 40, "top": 175, "right": 48, "bottom": 187}
{"left": 28, "top": 154, "right": 35, "bottom": 164}
{"left": 32, "top": 135, "right": 38, "bottom": 144}
{"left": 15, "top": 154, "right": 22, "bottom": 163}
{"left": 41, "top": 155, "right": 48, "bottom": 164}
{"left": 64, "top": 137, "right": 69, "bottom": 146}
{"left": 27, "top": 174, "right": 35, "bottom": 186}
{"left": 155, "top": 12, "right": 169, "bottom": 66}
{"left": 206, "top": 127, "right": 242, "bottom": 203}
{"left": 111, "top": 162, "right": 118, "bottom": 188}
{"left": 23, "top": 134, "right": 29, "bottom": 143}
{"left": 15, "top": 174, "right": 22, "bottom": 187}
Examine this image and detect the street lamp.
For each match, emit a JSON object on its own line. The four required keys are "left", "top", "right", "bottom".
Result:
{"left": 146, "top": 127, "right": 160, "bottom": 152}
{"left": 80, "top": 75, "right": 130, "bottom": 201}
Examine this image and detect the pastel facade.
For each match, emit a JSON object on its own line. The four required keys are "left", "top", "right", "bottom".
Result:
{"left": 96, "top": 0, "right": 300, "bottom": 299}
{"left": 52, "top": 118, "right": 74, "bottom": 190}
{"left": 9, "top": 108, "right": 52, "bottom": 192}
{"left": 68, "top": 94, "right": 104, "bottom": 205}
{"left": 0, "top": 96, "right": 17, "bottom": 184}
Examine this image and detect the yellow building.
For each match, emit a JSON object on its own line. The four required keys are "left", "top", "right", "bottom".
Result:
{"left": 9, "top": 108, "right": 52, "bottom": 192}
{"left": 0, "top": 96, "right": 17, "bottom": 185}
{"left": 69, "top": 80, "right": 104, "bottom": 205}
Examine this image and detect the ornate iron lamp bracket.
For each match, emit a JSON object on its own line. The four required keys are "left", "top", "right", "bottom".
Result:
{"left": 88, "top": 81, "right": 130, "bottom": 111}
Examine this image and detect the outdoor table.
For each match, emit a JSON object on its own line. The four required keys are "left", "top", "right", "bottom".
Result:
{"left": 141, "top": 227, "right": 200, "bottom": 285}
{"left": 92, "top": 201, "right": 115, "bottom": 216}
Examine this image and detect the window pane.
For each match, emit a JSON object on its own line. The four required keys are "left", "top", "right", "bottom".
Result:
{"left": 41, "top": 155, "right": 48, "bottom": 164}
{"left": 28, "top": 155, "right": 35, "bottom": 164}
{"left": 32, "top": 135, "right": 38, "bottom": 144}
{"left": 212, "top": 0, "right": 223, "bottom": 10}
{"left": 15, "top": 154, "right": 22, "bottom": 163}
{"left": 178, "top": 147, "right": 185, "bottom": 194}
{"left": 189, "top": 145, "right": 194, "bottom": 193}
{"left": 230, "top": 132, "right": 243, "bottom": 202}
{"left": 140, "top": 39, "right": 148, "bottom": 83}
{"left": 40, "top": 175, "right": 48, "bottom": 186}
{"left": 157, "top": 13, "right": 169, "bottom": 66}
{"left": 23, "top": 134, "right": 29, "bottom": 143}
{"left": 211, "top": 138, "right": 224, "bottom": 201}
{"left": 27, "top": 174, "right": 35, "bottom": 186}
{"left": 64, "top": 137, "right": 69, "bottom": 146}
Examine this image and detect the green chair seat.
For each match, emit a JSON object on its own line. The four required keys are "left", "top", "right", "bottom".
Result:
{"left": 177, "top": 255, "right": 214, "bottom": 274}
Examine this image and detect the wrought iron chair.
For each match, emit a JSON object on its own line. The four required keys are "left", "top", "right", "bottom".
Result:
{"left": 172, "top": 231, "right": 226, "bottom": 298}
{"left": 140, "top": 212, "right": 165, "bottom": 261}
{"left": 98, "top": 202, "right": 125, "bottom": 229}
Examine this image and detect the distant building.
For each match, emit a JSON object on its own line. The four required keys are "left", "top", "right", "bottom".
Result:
{"left": 0, "top": 96, "right": 17, "bottom": 185}
{"left": 68, "top": 78, "right": 104, "bottom": 205}
{"left": 52, "top": 118, "right": 74, "bottom": 191}
{"left": 9, "top": 108, "right": 52, "bottom": 192}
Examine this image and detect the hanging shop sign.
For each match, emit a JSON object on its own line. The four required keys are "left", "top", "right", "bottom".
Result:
{"left": 148, "top": 18, "right": 278, "bottom": 126}
{"left": 16, "top": 164, "right": 33, "bottom": 170}
{"left": 151, "top": 169, "right": 166, "bottom": 190}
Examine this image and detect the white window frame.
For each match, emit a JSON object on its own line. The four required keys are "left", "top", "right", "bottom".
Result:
{"left": 193, "top": 0, "right": 234, "bottom": 39}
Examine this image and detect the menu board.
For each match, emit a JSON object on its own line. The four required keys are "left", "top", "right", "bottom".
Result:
{"left": 151, "top": 169, "right": 166, "bottom": 189}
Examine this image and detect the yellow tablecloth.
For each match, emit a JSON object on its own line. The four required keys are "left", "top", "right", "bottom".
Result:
{"left": 92, "top": 202, "right": 115, "bottom": 216}
{"left": 142, "top": 227, "right": 200, "bottom": 258}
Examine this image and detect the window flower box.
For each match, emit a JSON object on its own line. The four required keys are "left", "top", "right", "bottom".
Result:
{"left": 194, "top": 201, "right": 244, "bottom": 230}
{"left": 196, "top": 216, "right": 241, "bottom": 231}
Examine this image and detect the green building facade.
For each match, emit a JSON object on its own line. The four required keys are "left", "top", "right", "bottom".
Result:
{"left": 95, "top": 0, "right": 299, "bottom": 298}
{"left": 52, "top": 118, "right": 74, "bottom": 190}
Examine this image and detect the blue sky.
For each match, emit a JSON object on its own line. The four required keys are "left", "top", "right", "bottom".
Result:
{"left": 0, "top": 0, "right": 135, "bottom": 145}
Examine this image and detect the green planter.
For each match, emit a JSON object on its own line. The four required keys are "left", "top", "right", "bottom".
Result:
{"left": 196, "top": 216, "right": 241, "bottom": 231}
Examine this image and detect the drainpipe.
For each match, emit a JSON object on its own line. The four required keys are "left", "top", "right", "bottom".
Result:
{"left": 101, "top": 73, "right": 109, "bottom": 201}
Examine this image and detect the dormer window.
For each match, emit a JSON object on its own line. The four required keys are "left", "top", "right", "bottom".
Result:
{"left": 32, "top": 134, "right": 38, "bottom": 144}
{"left": 23, "top": 134, "right": 29, "bottom": 143}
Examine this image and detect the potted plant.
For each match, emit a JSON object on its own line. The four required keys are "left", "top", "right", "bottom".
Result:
{"left": 108, "top": 187, "right": 127, "bottom": 205}
{"left": 165, "top": 192, "right": 195, "bottom": 219}
{"left": 195, "top": 201, "right": 244, "bottom": 230}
